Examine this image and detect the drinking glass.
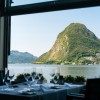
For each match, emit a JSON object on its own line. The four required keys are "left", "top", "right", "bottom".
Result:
{"left": 24, "top": 69, "right": 31, "bottom": 87}
{"left": 49, "top": 69, "right": 55, "bottom": 83}
{"left": 55, "top": 67, "right": 60, "bottom": 79}
{"left": 53, "top": 78, "right": 58, "bottom": 84}
{"left": 31, "top": 68, "right": 37, "bottom": 84}
{"left": 50, "top": 69, "right": 55, "bottom": 79}
{"left": 2, "top": 69, "right": 15, "bottom": 91}
{"left": 3, "top": 75, "right": 10, "bottom": 89}
{"left": 37, "top": 68, "right": 43, "bottom": 84}
{"left": 8, "top": 69, "right": 15, "bottom": 88}
{"left": 54, "top": 67, "right": 60, "bottom": 84}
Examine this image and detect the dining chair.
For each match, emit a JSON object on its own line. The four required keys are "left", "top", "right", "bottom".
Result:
{"left": 67, "top": 78, "right": 100, "bottom": 100}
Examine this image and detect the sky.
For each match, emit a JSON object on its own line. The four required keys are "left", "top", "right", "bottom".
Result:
{"left": 11, "top": 0, "right": 100, "bottom": 57}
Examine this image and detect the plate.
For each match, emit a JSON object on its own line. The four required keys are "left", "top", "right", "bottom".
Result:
{"left": 50, "top": 86, "right": 61, "bottom": 89}
{"left": 18, "top": 90, "right": 36, "bottom": 95}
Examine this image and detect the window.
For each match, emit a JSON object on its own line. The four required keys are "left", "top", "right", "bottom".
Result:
{"left": 0, "top": 0, "right": 100, "bottom": 83}
{"left": 9, "top": 6, "right": 100, "bottom": 82}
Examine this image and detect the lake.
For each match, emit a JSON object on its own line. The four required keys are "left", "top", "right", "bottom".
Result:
{"left": 8, "top": 64, "right": 100, "bottom": 83}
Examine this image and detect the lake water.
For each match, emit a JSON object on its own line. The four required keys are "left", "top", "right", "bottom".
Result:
{"left": 8, "top": 64, "right": 100, "bottom": 82}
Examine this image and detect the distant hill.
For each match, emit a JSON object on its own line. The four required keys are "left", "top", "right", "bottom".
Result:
{"left": 8, "top": 50, "right": 37, "bottom": 64}
{"left": 34, "top": 23, "right": 100, "bottom": 64}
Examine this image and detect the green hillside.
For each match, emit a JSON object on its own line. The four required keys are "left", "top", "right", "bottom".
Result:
{"left": 34, "top": 23, "right": 100, "bottom": 65}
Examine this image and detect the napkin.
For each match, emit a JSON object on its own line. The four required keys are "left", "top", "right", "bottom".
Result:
{"left": 18, "top": 88, "right": 36, "bottom": 95}
{"left": 64, "top": 83, "right": 83, "bottom": 88}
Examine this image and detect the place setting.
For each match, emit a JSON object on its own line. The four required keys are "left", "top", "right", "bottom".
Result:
{"left": 0, "top": 69, "right": 16, "bottom": 92}
{"left": 17, "top": 87, "right": 37, "bottom": 95}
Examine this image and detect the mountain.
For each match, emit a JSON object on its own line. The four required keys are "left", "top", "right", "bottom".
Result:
{"left": 34, "top": 23, "right": 100, "bottom": 64}
{"left": 8, "top": 50, "right": 37, "bottom": 64}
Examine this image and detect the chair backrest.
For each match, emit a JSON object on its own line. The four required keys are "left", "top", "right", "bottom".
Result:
{"left": 85, "top": 78, "right": 100, "bottom": 100}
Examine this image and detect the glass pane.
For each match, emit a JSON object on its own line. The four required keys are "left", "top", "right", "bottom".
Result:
{"left": 11, "top": 0, "right": 56, "bottom": 6}
{"left": 9, "top": 7, "right": 100, "bottom": 83}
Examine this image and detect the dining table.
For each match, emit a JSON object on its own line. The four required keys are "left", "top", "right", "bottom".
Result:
{"left": 0, "top": 82, "right": 85, "bottom": 100}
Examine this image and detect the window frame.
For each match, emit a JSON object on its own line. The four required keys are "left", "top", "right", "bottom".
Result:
{"left": 1, "top": 0, "right": 100, "bottom": 16}
{"left": 0, "top": 0, "right": 100, "bottom": 77}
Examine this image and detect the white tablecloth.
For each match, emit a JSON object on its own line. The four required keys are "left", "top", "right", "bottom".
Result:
{"left": 0, "top": 82, "right": 84, "bottom": 100}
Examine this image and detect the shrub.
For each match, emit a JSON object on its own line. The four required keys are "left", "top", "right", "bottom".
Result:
{"left": 74, "top": 76, "right": 86, "bottom": 82}
{"left": 64, "top": 75, "right": 75, "bottom": 83}
{"left": 64, "top": 75, "right": 86, "bottom": 84}
{"left": 13, "top": 73, "right": 26, "bottom": 84}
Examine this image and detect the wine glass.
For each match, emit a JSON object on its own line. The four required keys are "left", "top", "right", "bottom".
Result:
{"left": 49, "top": 69, "right": 55, "bottom": 83}
{"left": 50, "top": 69, "right": 55, "bottom": 78}
{"left": 53, "top": 77, "right": 58, "bottom": 84}
{"left": 53, "top": 68, "right": 60, "bottom": 85}
{"left": 38, "top": 73, "right": 43, "bottom": 84}
{"left": 37, "top": 68, "right": 43, "bottom": 84}
{"left": 23, "top": 69, "right": 31, "bottom": 87}
{"left": 2, "top": 69, "right": 14, "bottom": 91}
{"left": 55, "top": 67, "right": 60, "bottom": 79}
{"left": 8, "top": 69, "right": 15, "bottom": 88}
{"left": 31, "top": 68, "right": 37, "bottom": 84}
{"left": 3, "top": 75, "right": 10, "bottom": 89}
